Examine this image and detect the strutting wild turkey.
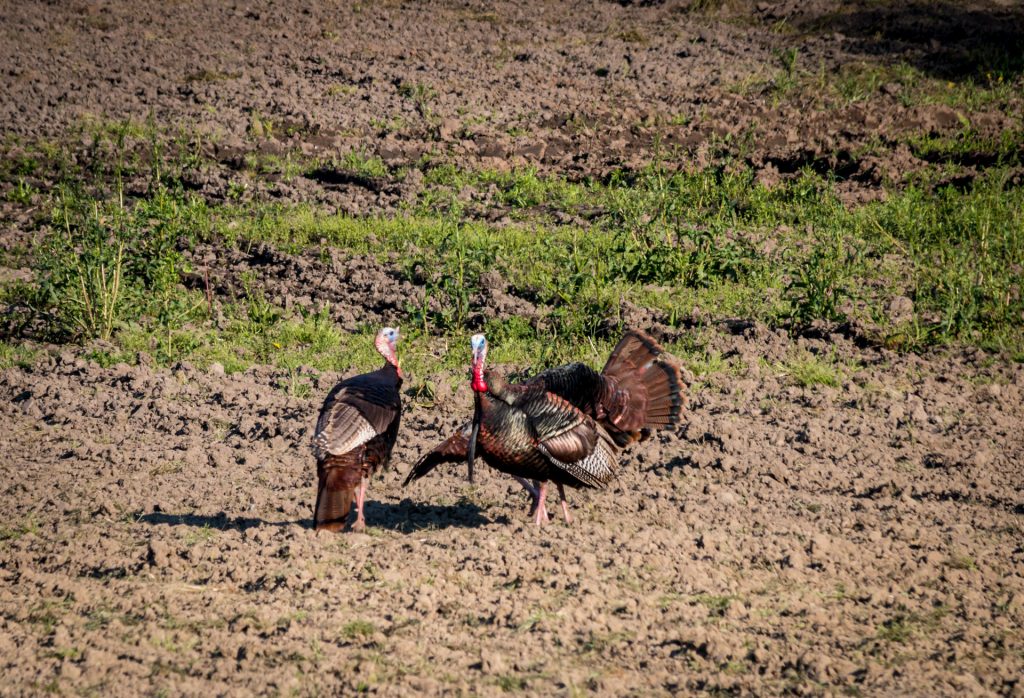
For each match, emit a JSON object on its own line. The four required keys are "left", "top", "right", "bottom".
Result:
{"left": 404, "top": 329, "right": 685, "bottom": 525}
{"left": 312, "top": 327, "right": 402, "bottom": 531}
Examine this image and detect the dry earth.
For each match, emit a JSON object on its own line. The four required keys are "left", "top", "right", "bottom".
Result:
{"left": 1, "top": 0, "right": 1023, "bottom": 696}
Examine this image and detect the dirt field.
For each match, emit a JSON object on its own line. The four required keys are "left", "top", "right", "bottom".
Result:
{"left": 1, "top": 1, "right": 1023, "bottom": 696}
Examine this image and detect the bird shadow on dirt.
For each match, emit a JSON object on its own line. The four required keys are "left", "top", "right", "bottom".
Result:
{"left": 138, "top": 500, "right": 492, "bottom": 533}
{"left": 138, "top": 512, "right": 309, "bottom": 531}
{"left": 644, "top": 454, "right": 700, "bottom": 474}
{"left": 362, "top": 500, "right": 492, "bottom": 532}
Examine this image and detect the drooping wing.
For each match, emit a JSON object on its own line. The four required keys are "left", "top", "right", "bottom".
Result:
{"left": 537, "top": 433, "right": 617, "bottom": 488}
{"left": 403, "top": 423, "right": 471, "bottom": 485}
{"left": 313, "top": 367, "right": 401, "bottom": 461}
{"left": 522, "top": 392, "right": 618, "bottom": 488}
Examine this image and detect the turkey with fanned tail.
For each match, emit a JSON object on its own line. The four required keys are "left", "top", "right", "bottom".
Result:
{"left": 404, "top": 329, "right": 685, "bottom": 524}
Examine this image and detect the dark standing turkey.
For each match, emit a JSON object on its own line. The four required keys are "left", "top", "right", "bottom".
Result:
{"left": 313, "top": 327, "right": 402, "bottom": 532}
{"left": 404, "top": 329, "right": 685, "bottom": 525}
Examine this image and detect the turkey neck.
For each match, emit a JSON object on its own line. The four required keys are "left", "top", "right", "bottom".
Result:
{"left": 380, "top": 360, "right": 403, "bottom": 386}
{"left": 467, "top": 391, "right": 481, "bottom": 483}
{"left": 468, "top": 375, "right": 509, "bottom": 482}
{"left": 480, "top": 369, "right": 522, "bottom": 405}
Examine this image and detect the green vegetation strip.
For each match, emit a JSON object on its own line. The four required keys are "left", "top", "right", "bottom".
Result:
{"left": 1, "top": 123, "right": 1022, "bottom": 382}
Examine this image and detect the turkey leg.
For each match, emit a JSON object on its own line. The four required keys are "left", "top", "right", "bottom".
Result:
{"left": 512, "top": 476, "right": 541, "bottom": 515}
{"left": 352, "top": 478, "right": 368, "bottom": 531}
{"left": 556, "top": 483, "right": 573, "bottom": 524}
{"left": 524, "top": 479, "right": 550, "bottom": 522}
{"left": 533, "top": 481, "right": 550, "bottom": 526}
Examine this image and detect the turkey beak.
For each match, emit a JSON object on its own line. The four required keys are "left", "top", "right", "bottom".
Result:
{"left": 467, "top": 392, "right": 481, "bottom": 483}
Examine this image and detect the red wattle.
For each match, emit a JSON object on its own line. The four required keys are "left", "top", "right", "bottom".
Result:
{"left": 471, "top": 365, "right": 487, "bottom": 392}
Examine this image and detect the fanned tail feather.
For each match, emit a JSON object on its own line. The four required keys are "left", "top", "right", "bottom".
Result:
{"left": 601, "top": 330, "right": 686, "bottom": 445}
{"left": 639, "top": 359, "right": 685, "bottom": 427}
{"left": 602, "top": 330, "right": 665, "bottom": 379}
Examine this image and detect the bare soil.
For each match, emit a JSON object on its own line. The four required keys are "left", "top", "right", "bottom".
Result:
{"left": 2, "top": 1, "right": 1023, "bottom": 696}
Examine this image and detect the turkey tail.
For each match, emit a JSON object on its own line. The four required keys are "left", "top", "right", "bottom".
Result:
{"left": 601, "top": 329, "right": 686, "bottom": 446}
{"left": 403, "top": 428, "right": 470, "bottom": 486}
{"left": 314, "top": 460, "right": 360, "bottom": 532}
{"left": 637, "top": 358, "right": 685, "bottom": 428}
{"left": 602, "top": 329, "right": 665, "bottom": 380}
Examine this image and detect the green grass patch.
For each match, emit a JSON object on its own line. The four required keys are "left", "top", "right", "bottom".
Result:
{"left": 693, "top": 593, "right": 736, "bottom": 617}
{"left": 776, "top": 349, "right": 848, "bottom": 388}
{"left": 333, "top": 149, "right": 390, "bottom": 179}
{"left": 496, "top": 675, "right": 528, "bottom": 692}
{"left": 2, "top": 124, "right": 1022, "bottom": 376}
{"left": 579, "top": 630, "right": 633, "bottom": 653}
{"left": 946, "top": 553, "right": 977, "bottom": 571}
{"left": 0, "top": 517, "right": 40, "bottom": 542}
{"left": 27, "top": 596, "right": 75, "bottom": 635}
{"left": 241, "top": 151, "right": 310, "bottom": 181}
{"left": 46, "top": 646, "right": 82, "bottom": 661}
{"left": 182, "top": 525, "right": 216, "bottom": 546}
{"left": 340, "top": 620, "right": 376, "bottom": 639}
{"left": 517, "top": 609, "right": 557, "bottom": 632}
{"left": 0, "top": 340, "right": 38, "bottom": 369}
{"left": 782, "top": 55, "right": 1023, "bottom": 111}
{"left": 907, "top": 126, "right": 1024, "bottom": 167}
{"left": 657, "top": 592, "right": 684, "bottom": 610}
{"left": 11, "top": 183, "right": 212, "bottom": 344}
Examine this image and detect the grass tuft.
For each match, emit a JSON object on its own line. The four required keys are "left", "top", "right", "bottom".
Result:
{"left": 341, "top": 620, "right": 376, "bottom": 639}
{"left": 777, "top": 350, "right": 846, "bottom": 388}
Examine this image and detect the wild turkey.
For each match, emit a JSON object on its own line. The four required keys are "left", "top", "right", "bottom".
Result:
{"left": 312, "top": 327, "right": 402, "bottom": 531}
{"left": 404, "top": 329, "right": 685, "bottom": 524}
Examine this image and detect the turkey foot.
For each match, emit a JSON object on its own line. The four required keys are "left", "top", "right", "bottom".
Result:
{"left": 515, "top": 476, "right": 544, "bottom": 518}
